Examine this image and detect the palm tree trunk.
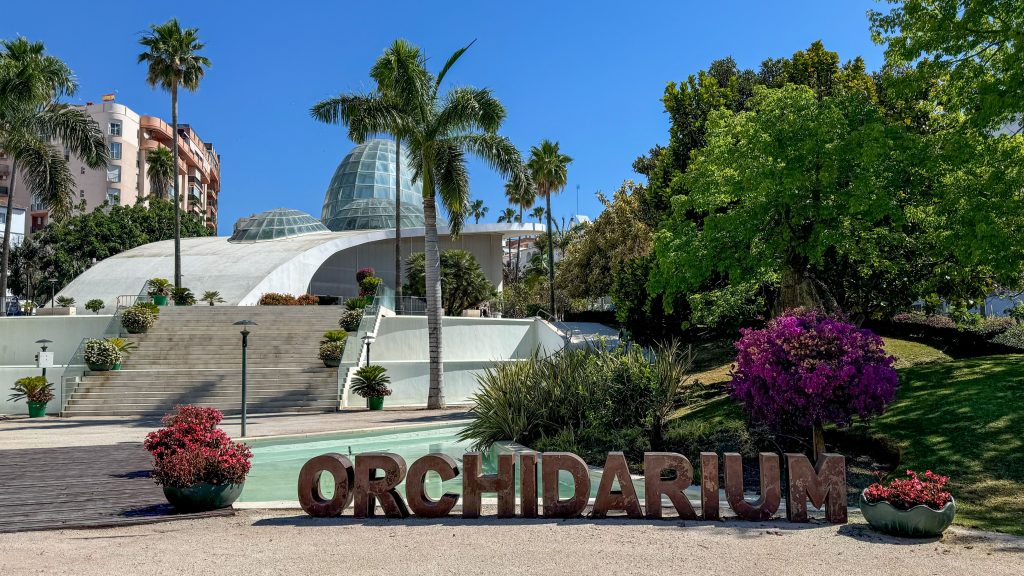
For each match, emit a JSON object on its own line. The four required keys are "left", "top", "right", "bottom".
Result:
{"left": 394, "top": 136, "right": 403, "bottom": 314}
{"left": 0, "top": 157, "right": 18, "bottom": 316}
{"left": 545, "top": 191, "right": 555, "bottom": 317}
{"left": 423, "top": 173, "right": 445, "bottom": 409}
{"left": 171, "top": 85, "right": 182, "bottom": 289}
{"left": 515, "top": 207, "right": 523, "bottom": 283}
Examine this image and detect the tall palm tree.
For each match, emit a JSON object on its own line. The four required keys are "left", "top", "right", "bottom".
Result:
{"left": 527, "top": 140, "right": 572, "bottom": 317}
{"left": 467, "top": 198, "right": 488, "bottom": 223}
{"left": 505, "top": 172, "right": 535, "bottom": 282}
{"left": 312, "top": 41, "right": 427, "bottom": 315}
{"left": 530, "top": 205, "right": 546, "bottom": 223}
{"left": 146, "top": 146, "right": 174, "bottom": 200}
{"left": 496, "top": 206, "right": 518, "bottom": 270}
{"left": 312, "top": 40, "right": 527, "bottom": 409}
{"left": 138, "top": 19, "right": 210, "bottom": 289}
{"left": 0, "top": 38, "right": 108, "bottom": 315}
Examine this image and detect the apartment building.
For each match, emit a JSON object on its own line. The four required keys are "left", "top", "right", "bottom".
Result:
{"left": 0, "top": 101, "right": 220, "bottom": 236}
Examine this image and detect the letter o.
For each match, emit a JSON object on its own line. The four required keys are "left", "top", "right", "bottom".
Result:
{"left": 297, "top": 453, "right": 355, "bottom": 517}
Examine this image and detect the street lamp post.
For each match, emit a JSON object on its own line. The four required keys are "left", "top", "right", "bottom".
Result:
{"left": 361, "top": 333, "right": 376, "bottom": 367}
{"left": 233, "top": 320, "right": 257, "bottom": 437}
{"left": 35, "top": 339, "right": 53, "bottom": 379}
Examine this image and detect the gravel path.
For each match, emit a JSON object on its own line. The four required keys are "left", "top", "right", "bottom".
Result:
{"left": 2, "top": 509, "right": 1021, "bottom": 576}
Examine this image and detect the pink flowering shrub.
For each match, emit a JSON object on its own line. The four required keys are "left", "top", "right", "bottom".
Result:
{"left": 144, "top": 405, "right": 252, "bottom": 488}
{"left": 356, "top": 267, "right": 376, "bottom": 283}
{"left": 730, "top": 310, "right": 899, "bottom": 431}
{"left": 864, "top": 470, "right": 952, "bottom": 510}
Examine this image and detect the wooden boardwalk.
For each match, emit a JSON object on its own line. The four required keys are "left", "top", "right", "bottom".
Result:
{"left": 0, "top": 443, "right": 232, "bottom": 533}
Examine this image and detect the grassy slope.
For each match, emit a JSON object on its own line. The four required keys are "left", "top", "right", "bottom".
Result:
{"left": 675, "top": 337, "right": 1023, "bottom": 534}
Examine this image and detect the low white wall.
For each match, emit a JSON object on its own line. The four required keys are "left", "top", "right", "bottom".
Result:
{"left": 0, "top": 315, "right": 110, "bottom": 415}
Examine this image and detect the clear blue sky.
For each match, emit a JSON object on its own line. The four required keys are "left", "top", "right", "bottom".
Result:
{"left": 3, "top": 1, "right": 884, "bottom": 234}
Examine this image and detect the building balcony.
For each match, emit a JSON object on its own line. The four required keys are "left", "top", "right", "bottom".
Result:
{"left": 0, "top": 164, "right": 10, "bottom": 176}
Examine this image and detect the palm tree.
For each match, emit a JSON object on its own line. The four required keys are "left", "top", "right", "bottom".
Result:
{"left": 312, "top": 40, "right": 527, "bottom": 409}
{"left": 467, "top": 198, "right": 488, "bottom": 223}
{"left": 527, "top": 140, "right": 572, "bottom": 317}
{"left": 530, "top": 205, "right": 546, "bottom": 223}
{"left": 146, "top": 146, "right": 174, "bottom": 200}
{"left": 505, "top": 173, "right": 535, "bottom": 282}
{"left": 311, "top": 40, "right": 427, "bottom": 315}
{"left": 138, "top": 19, "right": 210, "bottom": 290}
{"left": 0, "top": 38, "right": 108, "bottom": 316}
{"left": 496, "top": 207, "right": 518, "bottom": 269}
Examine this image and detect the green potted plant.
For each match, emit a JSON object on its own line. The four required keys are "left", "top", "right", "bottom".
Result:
{"left": 9, "top": 376, "right": 55, "bottom": 418}
{"left": 318, "top": 330, "right": 348, "bottom": 367}
{"left": 171, "top": 287, "right": 196, "bottom": 306}
{"left": 861, "top": 470, "right": 956, "bottom": 538}
{"left": 107, "top": 337, "right": 137, "bottom": 370}
{"left": 121, "top": 304, "right": 157, "bottom": 334}
{"left": 147, "top": 278, "right": 172, "bottom": 306}
{"left": 20, "top": 300, "right": 37, "bottom": 315}
{"left": 144, "top": 406, "right": 252, "bottom": 512}
{"left": 56, "top": 295, "right": 76, "bottom": 308}
{"left": 351, "top": 364, "right": 392, "bottom": 410}
{"left": 85, "top": 298, "right": 105, "bottom": 314}
{"left": 201, "top": 290, "right": 225, "bottom": 306}
{"left": 84, "top": 339, "right": 121, "bottom": 372}
{"left": 339, "top": 309, "right": 362, "bottom": 332}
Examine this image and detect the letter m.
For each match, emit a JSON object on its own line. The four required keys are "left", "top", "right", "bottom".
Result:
{"left": 785, "top": 453, "right": 847, "bottom": 524}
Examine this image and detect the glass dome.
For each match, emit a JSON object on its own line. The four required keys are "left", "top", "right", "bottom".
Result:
{"left": 321, "top": 139, "right": 441, "bottom": 231}
{"left": 229, "top": 208, "right": 330, "bottom": 243}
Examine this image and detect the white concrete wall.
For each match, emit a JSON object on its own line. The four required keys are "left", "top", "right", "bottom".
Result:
{"left": 0, "top": 315, "right": 110, "bottom": 415}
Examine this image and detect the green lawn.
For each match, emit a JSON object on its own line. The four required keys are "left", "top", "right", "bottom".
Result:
{"left": 677, "top": 337, "right": 1023, "bottom": 534}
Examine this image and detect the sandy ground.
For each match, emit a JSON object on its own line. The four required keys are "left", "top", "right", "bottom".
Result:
{"left": 2, "top": 509, "right": 1022, "bottom": 576}
{"left": 0, "top": 408, "right": 471, "bottom": 449}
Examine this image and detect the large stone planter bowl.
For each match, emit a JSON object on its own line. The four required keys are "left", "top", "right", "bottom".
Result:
{"left": 860, "top": 490, "right": 956, "bottom": 538}
{"left": 322, "top": 358, "right": 340, "bottom": 368}
{"left": 87, "top": 363, "right": 113, "bottom": 372}
{"left": 163, "top": 482, "right": 244, "bottom": 512}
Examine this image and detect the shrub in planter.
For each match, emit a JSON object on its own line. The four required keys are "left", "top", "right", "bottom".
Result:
{"left": 147, "top": 278, "right": 172, "bottom": 305}
{"left": 121, "top": 305, "right": 157, "bottom": 334}
{"left": 201, "top": 290, "right": 225, "bottom": 306}
{"left": 321, "top": 330, "right": 349, "bottom": 344}
{"left": 56, "top": 295, "right": 75, "bottom": 308}
{"left": 339, "top": 309, "right": 363, "bottom": 332}
{"left": 84, "top": 338, "right": 121, "bottom": 371}
{"left": 861, "top": 470, "right": 955, "bottom": 537}
{"left": 351, "top": 365, "right": 392, "bottom": 410}
{"left": 345, "top": 296, "right": 372, "bottom": 310}
{"left": 356, "top": 267, "right": 376, "bottom": 284}
{"left": 8, "top": 376, "right": 55, "bottom": 418}
{"left": 85, "top": 298, "right": 105, "bottom": 314}
{"left": 171, "top": 287, "right": 196, "bottom": 306}
{"left": 358, "top": 276, "right": 382, "bottom": 297}
{"left": 730, "top": 310, "right": 899, "bottom": 457}
{"left": 107, "top": 337, "right": 137, "bottom": 369}
{"left": 258, "top": 292, "right": 297, "bottom": 305}
{"left": 318, "top": 340, "right": 346, "bottom": 367}
{"left": 144, "top": 406, "right": 252, "bottom": 511}
{"left": 296, "top": 293, "right": 319, "bottom": 305}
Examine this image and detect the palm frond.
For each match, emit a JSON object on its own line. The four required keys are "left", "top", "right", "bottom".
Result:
{"left": 16, "top": 138, "right": 76, "bottom": 222}
{"left": 433, "top": 141, "right": 470, "bottom": 235}
{"left": 456, "top": 133, "right": 524, "bottom": 178}
{"left": 436, "top": 39, "right": 476, "bottom": 89}
{"left": 34, "top": 103, "right": 108, "bottom": 168}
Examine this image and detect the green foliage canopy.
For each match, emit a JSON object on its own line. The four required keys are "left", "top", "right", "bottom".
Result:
{"left": 403, "top": 249, "right": 496, "bottom": 316}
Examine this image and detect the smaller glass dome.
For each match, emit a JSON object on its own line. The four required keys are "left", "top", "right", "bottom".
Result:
{"left": 228, "top": 208, "right": 329, "bottom": 243}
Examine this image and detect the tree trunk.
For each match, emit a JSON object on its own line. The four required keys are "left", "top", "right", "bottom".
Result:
{"left": 514, "top": 206, "right": 523, "bottom": 283}
{"left": 545, "top": 192, "right": 555, "bottom": 318}
{"left": 394, "top": 136, "right": 403, "bottom": 314}
{"left": 812, "top": 421, "right": 826, "bottom": 463}
{"left": 423, "top": 173, "right": 445, "bottom": 409}
{"left": 171, "top": 85, "right": 182, "bottom": 289}
{"left": 779, "top": 267, "right": 819, "bottom": 312}
{"left": 0, "top": 157, "right": 18, "bottom": 316}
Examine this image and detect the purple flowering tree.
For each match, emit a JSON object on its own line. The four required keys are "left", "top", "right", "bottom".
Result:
{"left": 730, "top": 310, "right": 899, "bottom": 460}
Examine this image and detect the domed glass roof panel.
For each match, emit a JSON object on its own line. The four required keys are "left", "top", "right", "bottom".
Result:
{"left": 229, "top": 208, "right": 329, "bottom": 243}
{"left": 322, "top": 139, "right": 439, "bottom": 231}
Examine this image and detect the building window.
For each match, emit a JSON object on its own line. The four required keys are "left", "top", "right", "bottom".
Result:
{"left": 109, "top": 142, "right": 122, "bottom": 160}
{"left": 109, "top": 121, "right": 121, "bottom": 136}
{"left": 81, "top": 167, "right": 86, "bottom": 175}
{"left": 106, "top": 165, "right": 121, "bottom": 183}
{"left": 107, "top": 188, "right": 120, "bottom": 205}
{"left": 64, "top": 150, "right": 70, "bottom": 161}
{"left": 0, "top": 185, "right": 7, "bottom": 196}
{"left": 80, "top": 190, "right": 85, "bottom": 199}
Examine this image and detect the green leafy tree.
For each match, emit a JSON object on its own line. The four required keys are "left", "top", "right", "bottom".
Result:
{"left": 871, "top": 0, "right": 1024, "bottom": 130}
{"left": 146, "top": 146, "right": 174, "bottom": 200}
{"left": 138, "top": 18, "right": 211, "bottom": 289}
{"left": 404, "top": 249, "right": 496, "bottom": 316}
{"left": 527, "top": 140, "right": 572, "bottom": 317}
{"left": 0, "top": 38, "right": 108, "bottom": 315}
{"left": 310, "top": 40, "right": 526, "bottom": 408}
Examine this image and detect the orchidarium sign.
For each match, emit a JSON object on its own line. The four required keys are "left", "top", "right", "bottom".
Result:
{"left": 296, "top": 450, "right": 848, "bottom": 522}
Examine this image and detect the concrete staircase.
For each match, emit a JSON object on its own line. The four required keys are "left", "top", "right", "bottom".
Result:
{"left": 62, "top": 306, "right": 346, "bottom": 417}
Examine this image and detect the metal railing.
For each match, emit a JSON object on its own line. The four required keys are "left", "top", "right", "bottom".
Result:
{"left": 59, "top": 306, "right": 129, "bottom": 412}
{"left": 338, "top": 283, "right": 394, "bottom": 407}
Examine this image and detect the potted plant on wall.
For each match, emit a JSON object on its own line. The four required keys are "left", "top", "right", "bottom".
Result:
{"left": 147, "top": 278, "right": 172, "bottom": 306}
{"left": 144, "top": 405, "right": 252, "bottom": 512}
{"left": 9, "top": 376, "right": 55, "bottom": 418}
{"left": 85, "top": 299, "right": 105, "bottom": 314}
{"left": 318, "top": 330, "right": 348, "bottom": 367}
{"left": 171, "top": 287, "right": 196, "bottom": 306}
{"left": 107, "top": 337, "right": 137, "bottom": 370}
{"left": 121, "top": 303, "right": 157, "bottom": 334}
{"left": 84, "top": 338, "right": 121, "bottom": 372}
{"left": 861, "top": 470, "right": 956, "bottom": 538}
{"left": 351, "top": 365, "right": 392, "bottom": 410}
{"left": 201, "top": 290, "right": 225, "bottom": 306}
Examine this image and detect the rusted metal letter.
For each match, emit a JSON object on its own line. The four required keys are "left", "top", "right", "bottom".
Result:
{"left": 786, "top": 453, "right": 847, "bottom": 523}
{"left": 462, "top": 452, "right": 516, "bottom": 518}
{"left": 353, "top": 453, "right": 410, "bottom": 518}
{"left": 297, "top": 453, "right": 355, "bottom": 517}
{"left": 405, "top": 453, "right": 460, "bottom": 518}
{"left": 519, "top": 451, "right": 539, "bottom": 518}
{"left": 592, "top": 452, "right": 643, "bottom": 519}
{"left": 643, "top": 452, "right": 696, "bottom": 520}
{"left": 541, "top": 452, "right": 591, "bottom": 518}
{"left": 700, "top": 452, "right": 720, "bottom": 520}
{"left": 724, "top": 452, "right": 781, "bottom": 520}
